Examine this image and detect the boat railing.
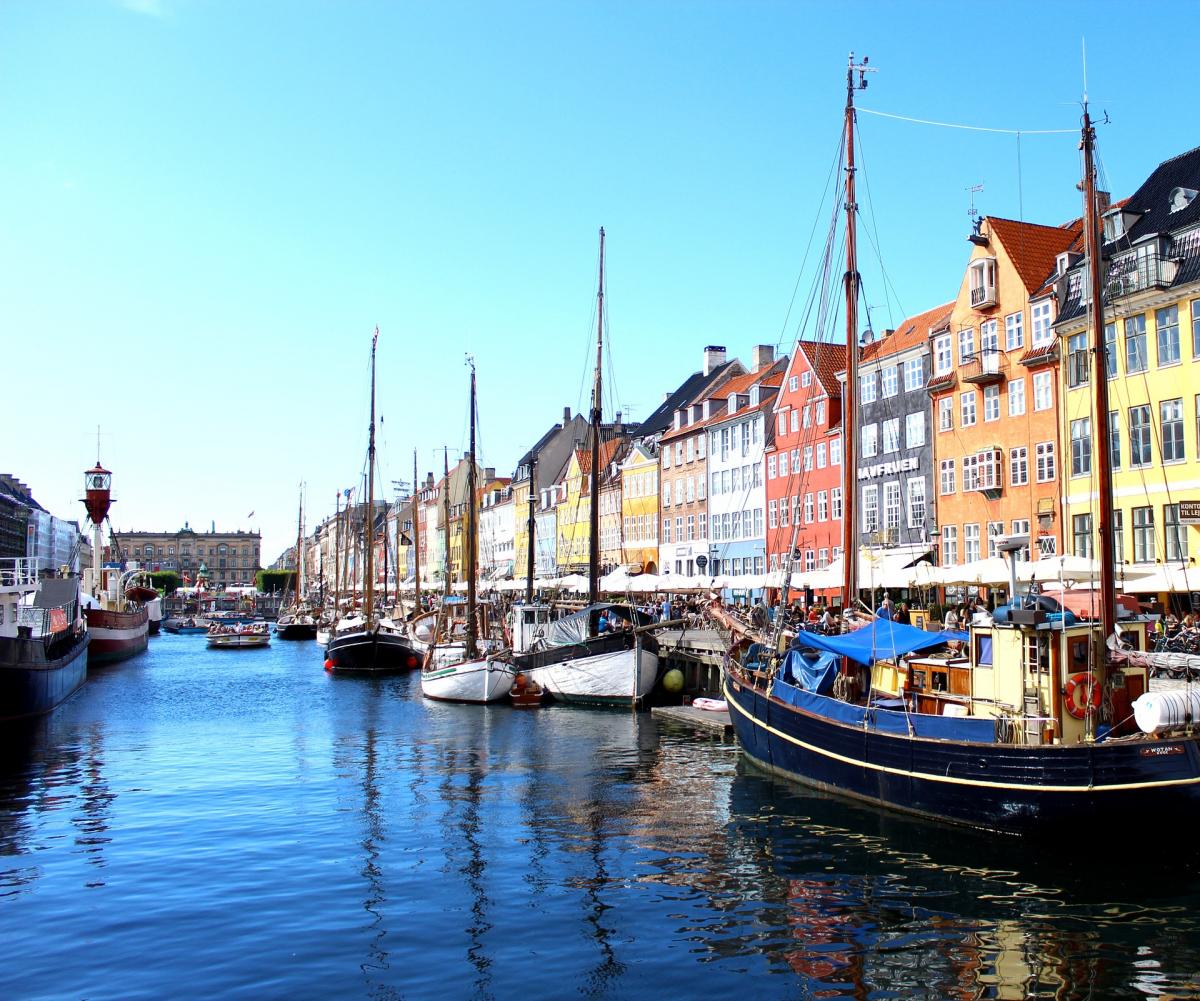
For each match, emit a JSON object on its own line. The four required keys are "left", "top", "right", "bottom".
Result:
{"left": 0, "top": 557, "right": 40, "bottom": 590}
{"left": 16, "top": 599, "right": 78, "bottom": 639}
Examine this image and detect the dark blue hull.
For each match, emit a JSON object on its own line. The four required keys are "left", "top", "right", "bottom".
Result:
{"left": 724, "top": 670, "right": 1200, "bottom": 836}
{"left": 326, "top": 628, "right": 420, "bottom": 674}
{"left": 0, "top": 631, "right": 89, "bottom": 722}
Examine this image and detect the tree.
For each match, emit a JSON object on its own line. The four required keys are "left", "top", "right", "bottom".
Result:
{"left": 257, "top": 570, "right": 296, "bottom": 594}
{"left": 148, "top": 571, "right": 180, "bottom": 594}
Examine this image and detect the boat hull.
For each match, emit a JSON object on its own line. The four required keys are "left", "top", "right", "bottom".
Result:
{"left": 723, "top": 671, "right": 1200, "bottom": 836}
{"left": 207, "top": 633, "right": 271, "bottom": 649}
{"left": 421, "top": 655, "right": 515, "bottom": 703}
{"left": 85, "top": 607, "right": 149, "bottom": 665}
{"left": 523, "top": 638, "right": 658, "bottom": 706}
{"left": 326, "top": 627, "right": 420, "bottom": 674}
{"left": 0, "top": 631, "right": 89, "bottom": 721}
{"left": 276, "top": 622, "right": 318, "bottom": 640}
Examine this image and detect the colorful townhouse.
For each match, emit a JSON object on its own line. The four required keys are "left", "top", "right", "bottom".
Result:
{"left": 1058, "top": 146, "right": 1200, "bottom": 578}
{"left": 556, "top": 438, "right": 623, "bottom": 573}
{"left": 854, "top": 303, "right": 952, "bottom": 571}
{"left": 598, "top": 442, "right": 630, "bottom": 573}
{"left": 765, "top": 340, "right": 844, "bottom": 575}
{"left": 477, "top": 475, "right": 513, "bottom": 581}
{"left": 619, "top": 442, "right": 660, "bottom": 573}
{"left": 929, "top": 215, "right": 1081, "bottom": 568}
{"left": 706, "top": 350, "right": 787, "bottom": 578}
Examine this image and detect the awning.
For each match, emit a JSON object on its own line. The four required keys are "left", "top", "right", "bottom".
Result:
{"left": 796, "top": 545, "right": 933, "bottom": 591}
{"left": 792, "top": 618, "right": 953, "bottom": 667}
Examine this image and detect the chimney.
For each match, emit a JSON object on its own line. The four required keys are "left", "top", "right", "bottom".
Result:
{"left": 484, "top": 467, "right": 495, "bottom": 481}
{"left": 703, "top": 345, "right": 727, "bottom": 376}
{"left": 751, "top": 344, "right": 774, "bottom": 371}
{"left": 614, "top": 411, "right": 623, "bottom": 434}
{"left": 1097, "top": 189, "right": 1111, "bottom": 215}
{"left": 563, "top": 406, "right": 571, "bottom": 424}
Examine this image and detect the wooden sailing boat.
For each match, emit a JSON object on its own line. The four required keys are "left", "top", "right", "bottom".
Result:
{"left": 710, "top": 56, "right": 1200, "bottom": 836}
{"left": 509, "top": 228, "right": 661, "bottom": 705}
{"left": 277, "top": 486, "right": 318, "bottom": 640}
{"left": 325, "top": 330, "right": 421, "bottom": 674}
{"left": 421, "top": 358, "right": 514, "bottom": 702}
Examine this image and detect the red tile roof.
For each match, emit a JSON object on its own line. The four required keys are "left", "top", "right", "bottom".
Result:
{"left": 574, "top": 438, "right": 621, "bottom": 475}
{"left": 987, "top": 216, "right": 1083, "bottom": 295}
{"left": 860, "top": 301, "right": 954, "bottom": 362}
{"left": 794, "top": 340, "right": 845, "bottom": 397}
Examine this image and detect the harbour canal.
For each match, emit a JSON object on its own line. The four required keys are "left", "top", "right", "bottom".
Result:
{"left": 2, "top": 636, "right": 1199, "bottom": 999}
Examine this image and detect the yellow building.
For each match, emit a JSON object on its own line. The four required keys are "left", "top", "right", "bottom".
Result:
{"left": 1058, "top": 150, "right": 1200, "bottom": 604}
{"left": 556, "top": 440, "right": 621, "bottom": 573}
{"left": 619, "top": 442, "right": 660, "bottom": 573}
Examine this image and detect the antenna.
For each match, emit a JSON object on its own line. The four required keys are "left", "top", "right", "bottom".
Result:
{"left": 966, "top": 182, "right": 984, "bottom": 221}
{"left": 849, "top": 52, "right": 876, "bottom": 90}
{"left": 1081, "top": 36, "right": 1088, "bottom": 107}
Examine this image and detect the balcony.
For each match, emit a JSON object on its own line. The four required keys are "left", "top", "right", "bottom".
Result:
{"left": 969, "top": 283, "right": 998, "bottom": 309}
{"left": 1105, "top": 250, "right": 1179, "bottom": 300}
{"left": 960, "top": 348, "right": 1008, "bottom": 385}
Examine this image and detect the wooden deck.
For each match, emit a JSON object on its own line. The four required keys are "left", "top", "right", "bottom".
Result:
{"left": 650, "top": 704, "right": 733, "bottom": 735}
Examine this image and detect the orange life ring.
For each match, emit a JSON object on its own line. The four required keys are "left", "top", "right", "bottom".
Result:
{"left": 1065, "top": 672, "right": 1101, "bottom": 719}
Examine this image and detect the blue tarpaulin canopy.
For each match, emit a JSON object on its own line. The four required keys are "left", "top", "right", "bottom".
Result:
{"left": 791, "top": 619, "right": 954, "bottom": 668}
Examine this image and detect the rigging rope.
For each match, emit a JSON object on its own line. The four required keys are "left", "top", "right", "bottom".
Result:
{"left": 857, "top": 108, "right": 1075, "bottom": 135}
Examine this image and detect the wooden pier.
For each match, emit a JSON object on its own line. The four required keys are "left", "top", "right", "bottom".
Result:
{"left": 656, "top": 627, "right": 727, "bottom": 697}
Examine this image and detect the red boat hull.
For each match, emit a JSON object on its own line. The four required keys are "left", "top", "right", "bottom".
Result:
{"left": 85, "top": 607, "right": 149, "bottom": 664}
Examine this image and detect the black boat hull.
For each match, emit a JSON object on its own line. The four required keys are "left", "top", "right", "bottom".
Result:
{"left": 0, "top": 631, "right": 89, "bottom": 721}
{"left": 277, "top": 623, "right": 318, "bottom": 640}
{"left": 724, "top": 670, "right": 1200, "bottom": 836}
{"left": 325, "top": 628, "right": 420, "bottom": 674}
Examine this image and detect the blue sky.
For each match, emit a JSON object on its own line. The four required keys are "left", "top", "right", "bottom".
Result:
{"left": 3, "top": 0, "right": 1193, "bottom": 563}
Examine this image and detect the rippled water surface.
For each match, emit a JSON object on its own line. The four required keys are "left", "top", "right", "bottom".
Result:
{"left": 3, "top": 635, "right": 1200, "bottom": 1000}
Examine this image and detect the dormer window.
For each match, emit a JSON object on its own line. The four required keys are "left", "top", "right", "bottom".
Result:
{"left": 969, "top": 258, "right": 997, "bottom": 308}
{"left": 727, "top": 392, "right": 738, "bottom": 411}
{"left": 1169, "top": 187, "right": 1198, "bottom": 213}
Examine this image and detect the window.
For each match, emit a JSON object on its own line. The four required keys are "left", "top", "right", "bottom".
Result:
{"left": 907, "top": 478, "right": 926, "bottom": 529}
{"left": 830, "top": 436, "right": 841, "bottom": 465}
{"left": 777, "top": 412, "right": 787, "bottom": 435}
{"left": 987, "top": 521, "right": 1004, "bottom": 558}
{"left": 1130, "top": 405, "right": 1152, "bottom": 466}
{"left": 697, "top": 475, "right": 706, "bottom": 500}
{"left": 983, "top": 385, "right": 1000, "bottom": 422}
{"left": 940, "top": 459, "right": 956, "bottom": 495}
{"left": 767, "top": 455, "right": 776, "bottom": 480}
{"left": 862, "top": 424, "right": 878, "bottom": 458}
{"left": 1005, "top": 311, "right": 1024, "bottom": 350}
{"left": 882, "top": 366, "right": 898, "bottom": 398}
{"left": 686, "top": 515, "right": 695, "bottom": 541}
{"left": 960, "top": 391, "right": 977, "bottom": 427}
{"left": 941, "top": 525, "right": 958, "bottom": 566}
{"left": 1193, "top": 301, "right": 1200, "bottom": 358}
{"left": 697, "top": 434, "right": 706, "bottom": 459}
{"left": 801, "top": 370, "right": 812, "bottom": 387}
{"left": 1162, "top": 398, "right": 1185, "bottom": 462}
{"left": 768, "top": 499, "right": 778, "bottom": 529}
{"left": 818, "top": 548, "right": 829, "bottom": 568}
{"left": 791, "top": 410, "right": 799, "bottom": 432}
{"left": 663, "top": 481, "right": 671, "bottom": 506}
{"left": 1125, "top": 314, "right": 1148, "bottom": 373}
{"left": 1073, "top": 513, "right": 1094, "bottom": 559}
{"left": 1133, "top": 506, "right": 1155, "bottom": 562}
{"left": 686, "top": 477, "right": 695, "bottom": 503}
{"left": 1035, "top": 441, "right": 1056, "bottom": 482}
{"left": 1067, "top": 332, "right": 1089, "bottom": 387}
{"left": 1011, "top": 519, "right": 1032, "bottom": 561}
{"left": 1166, "top": 504, "right": 1188, "bottom": 561}
{"left": 662, "top": 517, "right": 671, "bottom": 544}
{"left": 676, "top": 442, "right": 684, "bottom": 465}
{"left": 962, "top": 453, "right": 980, "bottom": 491}
{"left": 863, "top": 485, "right": 879, "bottom": 533}
{"left": 938, "top": 396, "right": 954, "bottom": 431}
{"left": 805, "top": 550, "right": 815, "bottom": 573}
{"left": 789, "top": 375, "right": 799, "bottom": 392}
{"left": 817, "top": 491, "right": 828, "bottom": 521}
{"left": 958, "top": 327, "right": 975, "bottom": 364}
{"left": 861, "top": 373, "right": 877, "bottom": 404}
{"left": 1070, "top": 417, "right": 1092, "bottom": 476}
{"left": 1008, "top": 378, "right": 1025, "bottom": 416}
{"left": 815, "top": 400, "right": 826, "bottom": 424}
{"left": 791, "top": 450, "right": 800, "bottom": 474}
{"left": 700, "top": 513, "right": 707, "bottom": 538}
{"left": 905, "top": 412, "right": 925, "bottom": 448}
{"left": 1031, "top": 300, "right": 1053, "bottom": 345}
{"left": 1033, "top": 371, "right": 1053, "bottom": 411}
{"left": 1010, "top": 446, "right": 1028, "bottom": 486}
{"left": 731, "top": 511, "right": 741, "bottom": 538}
{"left": 686, "top": 438, "right": 694, "bottom": 463}
{"left": 904, "top": 358, "right": 923, "bottom": 391}
{"left": 884, "top": 482, "right": 902, "bottom": 533}
{"left": 803, "top": 494, "right": 814, "bottom": 523}
{"left": 662, "top": 447, "right": 671, "bottom": 470}
{"left": 882, "top": 418, "right": 900, "bottom": 453}
{"left": 1157, "top": 305, "right": 1181, "bottom": 366}
{"left": 1113, "top": 510, "right": 1124, "bottom": 562}
{"left": 779, "top": 498, "right": 789, "bottom": 527}
{"left": 816, "top": 443, "right": 826, "bottom": 468}
{"left": 933, "top": 334, "right": 952, "bottom": 374}
{"left": 1108, "top": 411, "right": 1122, "bottom": 471}
{"left": 831, "top": 488, "right": 843, "bottom": 520}
{"left": 1104, "top": 322, "right": 1118, "bottom": 379}
{"left": 803, "top": 446, "right": 813, "bottom": 471}
{"left": 964, "top": 523, "right": 981, "bottom": 563}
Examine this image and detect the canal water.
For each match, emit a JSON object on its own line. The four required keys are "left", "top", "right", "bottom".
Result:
{"left": 3, "top": 635, "right": 1199, "bottom": 1000}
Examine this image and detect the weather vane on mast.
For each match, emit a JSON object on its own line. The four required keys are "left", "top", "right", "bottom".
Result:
{"left": 967, "top": 182, "right": 984, "bottom": 234}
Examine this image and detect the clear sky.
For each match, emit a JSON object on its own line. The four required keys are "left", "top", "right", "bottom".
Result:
{"left": 3, "top": 0, "right": 1194, "bottom": 564}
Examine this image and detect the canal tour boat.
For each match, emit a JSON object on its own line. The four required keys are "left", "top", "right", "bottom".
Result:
{"left": 207, "top": 621, "right": 271, "bottom": 649}
{"left": 81, "top": 461, "right": 150, "bottom": 665}
{"left": 707, "top": 57, "right": 1200, "bottom": 836}
{"left": 421, "top": 360, "right": 514, "bottom": 703}
{"left": 0, "top": 559, "right": 90, "bottom": 721}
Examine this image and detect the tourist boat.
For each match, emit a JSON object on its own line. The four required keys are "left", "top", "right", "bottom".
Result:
{"left": 0, "top": 558, "right": 90, "bottom": 721}
{"left": 81, "top": 461, "right": 150, "bottom": 665}
{"left": 709, "top": 57, "right": 1200, "bottom": 836}
{"left": 325, "top": 330, "right": 421, "bottom": 675}
{"left": 421, "top": 360, "right": 514, "bottom": 703}
{"left": 207, "top": 621, "right": 271, "bottom": 649}
{"left": 507, "top": 230, "right": 661, "bottom": 706}
{"left": 163, "top": 615, "right": 209, "bottom": 634}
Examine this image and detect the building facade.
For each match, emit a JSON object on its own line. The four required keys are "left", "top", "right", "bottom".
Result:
{"left": 619, "top": 442, "right": 660, "bottom": 573}
{"left": 113, "top": 524, "right": 262, "bottom": 586}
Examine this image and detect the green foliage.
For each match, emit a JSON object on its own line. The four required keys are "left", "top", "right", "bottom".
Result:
{"left": 148, "top": 571, "right": 180, "bottom": 594}
{"left": 257, "top": 570, "right": 296, "bottom": 594}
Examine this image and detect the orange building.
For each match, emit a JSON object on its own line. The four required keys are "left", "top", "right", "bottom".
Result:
{"left": 929, "top": 216, "right": 1081, "bottom": 569}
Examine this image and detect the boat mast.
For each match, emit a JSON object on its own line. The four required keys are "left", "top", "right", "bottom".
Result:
{"left": 465, "top": 360, "right": 479, "bottom": 658}
{"left": 588, "top": 226, "right": 605, "bottom": 608}
{"left": 525, "top": 453, "right": 537, "bottom": 605}
{"left": 365, "top": 328, "right": 378, "bottom": 630}
{"left": 1082, "top": 105, "right": 1116, "bottom": 638}
{"left": 442, "top": 450, "right": 451, "bottom": 599}
{"left": 840, "top": 53, "right": 872, "bottom": 611}
{"left": 294, "top": 485, "right": 304, "bottom": 607}
{"left": 333, "top": 491, "right": 341, "bottom": 619}
{"left": 413, "top": 449, "right": 422, "bottom": 612}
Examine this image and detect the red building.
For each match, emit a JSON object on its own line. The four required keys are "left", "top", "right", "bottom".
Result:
{"left": 765, "top": 340, "right": 845, "bottom": 576}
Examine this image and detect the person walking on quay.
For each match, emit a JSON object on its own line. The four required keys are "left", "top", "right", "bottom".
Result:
{"left": 661, "top": 595, "right": 673, "bottom": 622}
{"left": 875, "top": 596, "right": 893, "bottom": 621}
{"left": 894, "top": 601, "right": 911, "bottom": 626}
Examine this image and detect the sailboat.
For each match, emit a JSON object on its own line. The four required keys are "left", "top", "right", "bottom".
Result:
{"left": 509, "top": 228, "right": 661, "bottom": 706}
{"left": 325, "top": 331, "right": 422, "bottom": 674}
{"left": 421, "top": 359, "right": 513, "bottom": 702}
{"left": 277, "top": 487, "right": 318, "bottom": 640}
{"left": 710, "top": 56, "right": 1200, "bottom": 836}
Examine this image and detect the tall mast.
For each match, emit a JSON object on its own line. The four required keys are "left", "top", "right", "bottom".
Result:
{"left": 466, "top": 359, "right": 479, "bottom": 659}
{"left": 442, "top": 450, "right": 451, "bottom": 599}
{"left": 588, "top": 226, "right": 605, "bottom": 608}
{"left": 333, "top": 492, "right": 341, "bottom": 618}
{"left": 413, "top": 449, "right": 422, "bottom": 611}
{"left": 365, "top": 328, "right": 378, "bottom": 629}
{"left": 525, "top": 453, "right": 537, "bottom": 605}
{"left": 294, "top": 484, "right": 304, "bottom": 607}
{"left": 1082, "top": 106, "right": 1116, "bottom": 638}
{"left": 840, "top": 53, "right": 872, "bottom": 611}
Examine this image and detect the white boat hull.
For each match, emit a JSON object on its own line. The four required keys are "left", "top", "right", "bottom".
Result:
{"left": 421, "top": 652, "right": 514, "bottom": 703}
{"left": 526, "top": 642, "right": 658, "bottom": 705}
